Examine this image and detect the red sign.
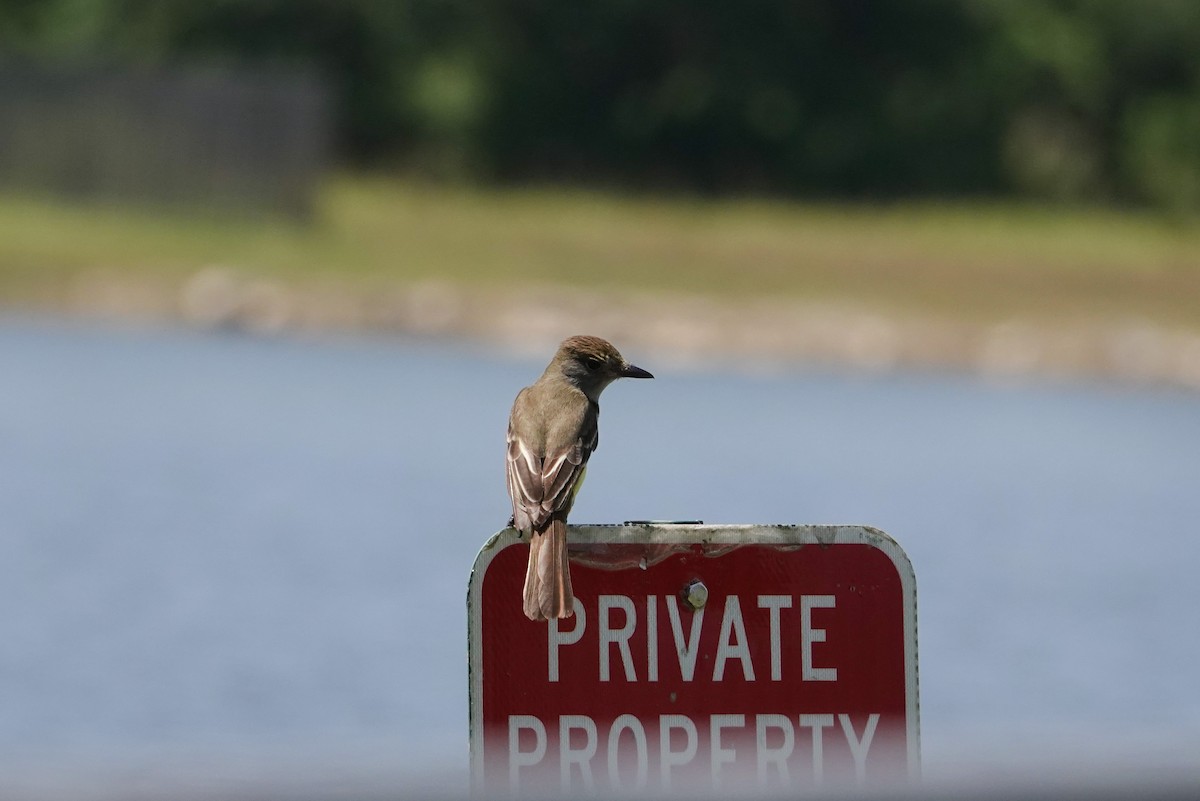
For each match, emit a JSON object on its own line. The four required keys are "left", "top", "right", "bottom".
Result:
{"left": 468, "top": 524, "right": 918, "bottom": 794}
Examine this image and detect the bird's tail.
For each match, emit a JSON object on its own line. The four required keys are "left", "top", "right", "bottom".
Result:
{"left": 523, "top": 517, "right": 574, "bottom": 621}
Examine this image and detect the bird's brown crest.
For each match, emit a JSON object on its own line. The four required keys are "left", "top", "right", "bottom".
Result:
{"left": 559, "top": 335, "right": 624, "bottom": 362}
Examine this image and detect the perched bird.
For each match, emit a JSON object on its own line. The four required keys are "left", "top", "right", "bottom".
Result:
{"left": 506, "top": 335, "right": 653, "bottom": 621}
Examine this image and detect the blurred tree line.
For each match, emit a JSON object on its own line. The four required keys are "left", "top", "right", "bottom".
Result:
{"left": 3, "top": 0, "right": 1199, "bottom": 210}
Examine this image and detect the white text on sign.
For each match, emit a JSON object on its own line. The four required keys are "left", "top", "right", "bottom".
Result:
{"left": 507, "top": 712, "right": 882, "bottom": 792}
{"left": 548, "top": 593, "right": 838, "bottom": 683}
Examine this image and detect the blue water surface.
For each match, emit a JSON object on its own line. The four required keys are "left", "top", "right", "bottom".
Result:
{"left": 2, "top": 315, "right": 1198, "bottom": 791}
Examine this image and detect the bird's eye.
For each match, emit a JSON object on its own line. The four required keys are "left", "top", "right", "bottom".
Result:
{"left": 584, "top": 356, "right": 603, "bottom": 370}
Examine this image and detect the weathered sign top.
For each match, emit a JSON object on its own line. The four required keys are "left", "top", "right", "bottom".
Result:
{"left": 468, "top": 523, "right": 919, "bottom": 795}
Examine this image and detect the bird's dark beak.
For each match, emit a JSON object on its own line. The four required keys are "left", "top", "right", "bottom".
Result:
{"left": 621, "top": 363, "right": 654, "bottom": 379}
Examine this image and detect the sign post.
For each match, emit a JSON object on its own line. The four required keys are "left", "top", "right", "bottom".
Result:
{"left": 468, "top": 523, "right": 919, "bottom": 794}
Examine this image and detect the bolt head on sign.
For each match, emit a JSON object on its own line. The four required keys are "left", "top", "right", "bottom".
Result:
{"left": 468, "top": 524, "right": 919, "bottom": 796}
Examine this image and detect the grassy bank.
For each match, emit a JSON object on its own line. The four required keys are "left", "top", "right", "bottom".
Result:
{"left": 2, "top": 176, "right": 1198, "bottom": 330}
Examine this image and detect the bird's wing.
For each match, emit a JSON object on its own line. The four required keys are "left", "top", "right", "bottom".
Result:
{"left": 506, "top": 422, "right": 542, "bottom": 531}
{"left": 542, "top": 401, "right": 598, "bottom": 512}
{"left": 507, "top": 400, "right": 598, "bottom": 531}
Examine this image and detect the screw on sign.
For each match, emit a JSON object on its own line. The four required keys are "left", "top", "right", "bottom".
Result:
{"left": 468, "top": 524, "right": 920, "bottom": 795}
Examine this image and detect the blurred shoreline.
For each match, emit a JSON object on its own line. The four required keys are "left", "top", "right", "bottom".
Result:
{"left": 28, "top": 266, "right": 1200, "bottom": 391}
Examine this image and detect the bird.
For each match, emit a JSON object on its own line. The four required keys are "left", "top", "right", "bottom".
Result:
{"left": 506, "top": 335, "right": 653, "bottom": 621}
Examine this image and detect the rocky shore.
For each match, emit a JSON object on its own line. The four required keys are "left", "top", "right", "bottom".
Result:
{"left": 52, "top": 266, "right": 1200, "bottom": 391}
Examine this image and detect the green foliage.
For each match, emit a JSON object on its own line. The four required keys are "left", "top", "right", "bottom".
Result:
{"left": 3, "top": 0, "right": 1200, "bottom": 209}
{"left": 1121, "top": 95, "right": 1200, "bottom": 213}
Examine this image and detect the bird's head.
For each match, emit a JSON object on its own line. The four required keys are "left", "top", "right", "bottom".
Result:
{"left": 553, "top": 335, "right": 653, "bottom": 400}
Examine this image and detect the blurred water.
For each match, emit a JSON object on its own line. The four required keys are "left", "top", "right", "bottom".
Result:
{"left": 2, "top": 315, "right": 1199, "bottom": 792}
